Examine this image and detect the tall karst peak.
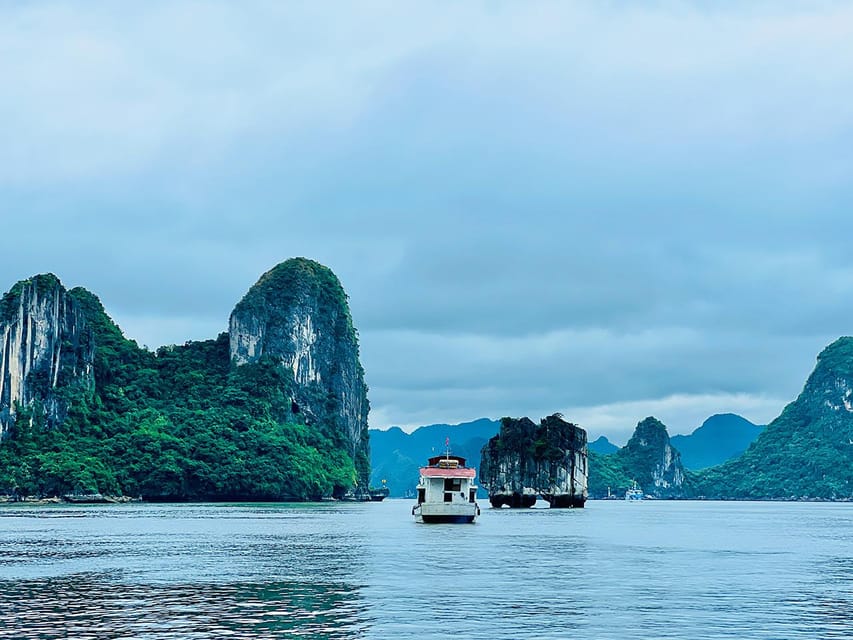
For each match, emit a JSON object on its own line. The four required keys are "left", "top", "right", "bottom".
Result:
{"left": 767, "top": 336, "right": 853, "bottom": 425}
{"left": 628, "top": 416, "right": 670, "bottom": 447}
{"left": 810, "top": 337, "right": 853, "bottom": 412}
{"left": 0, "top": 274, "right": 95, "bottom": 436}
{"left": 620, "top": 416, "right": 685, "bottom": 497}
{"left": 229, "top": 258, "right": 370, "bottom": 489}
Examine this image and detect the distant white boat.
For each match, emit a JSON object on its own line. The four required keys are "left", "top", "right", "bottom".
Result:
{"left": 625, "top": 480, "right": 644, "bottom": 501}
{"left": 412, "top": 454, "right": 480, "bottom": 523}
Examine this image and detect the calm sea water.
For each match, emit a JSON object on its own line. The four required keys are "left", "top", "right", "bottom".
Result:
{"left": 0, "top": 499, "right": 851, "bottom": 639}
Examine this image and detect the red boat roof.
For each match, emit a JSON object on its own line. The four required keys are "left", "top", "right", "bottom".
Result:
{"left": 420, "top": 467, "right": 476, "bottom": 478}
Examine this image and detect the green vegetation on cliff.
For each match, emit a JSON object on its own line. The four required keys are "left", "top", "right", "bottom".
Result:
{"left": 588, "top": 340, "right": 853, "bottom": 501}
{"left": 233, "top": 258, "right": 358, "bottom": 346}
{"left": 230, "top": 257, "right": 370, "bottom": 491}
{"left": 587, "top": 450, "right": 633, "bottom": 497}
{"left": 0, "top": 266, "right": 363, "bottom": 500}
{"left": 695, "top": 338, "right": 853, "bottom": 500}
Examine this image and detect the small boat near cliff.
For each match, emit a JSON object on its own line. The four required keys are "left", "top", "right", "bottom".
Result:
{"left": 412, "top": 454, "right": 480, "bottom": 523}
{"left": 625, "top": 481, "right": 644, "bottom": 501}
{"left": 369, "top": 481, "right": 390, "bottom": 502}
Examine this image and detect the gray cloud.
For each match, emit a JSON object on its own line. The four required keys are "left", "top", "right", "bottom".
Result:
{"left": 1, "top": 1, "right": 852, "bottom": 438}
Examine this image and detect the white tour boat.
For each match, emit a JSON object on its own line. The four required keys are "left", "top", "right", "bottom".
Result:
{"left": 625, "top": 480, "right": 644, "bottom": 501}
{"left": 412, "top": 454, "right": 481, "bottom": 523}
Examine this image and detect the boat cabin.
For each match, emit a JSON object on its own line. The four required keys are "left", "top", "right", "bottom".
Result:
{"left": 416, "top": 455, "right": 478, "bottom": 506}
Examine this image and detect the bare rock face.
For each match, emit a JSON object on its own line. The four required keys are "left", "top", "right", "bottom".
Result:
{"left": 229, "top": 258, "right": 370, "bottom": 490}
{"left": 0, "top": 274, "right": 94, "bottom": 436}
{"left": 479, "top": 414, "right": 588, "bottom": 508}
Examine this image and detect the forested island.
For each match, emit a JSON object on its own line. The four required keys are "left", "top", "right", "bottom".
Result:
{"left": 0, "top": 259, "right": 369, "bottom": 501}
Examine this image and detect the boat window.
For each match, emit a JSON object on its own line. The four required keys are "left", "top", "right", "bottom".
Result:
{"left": 417, "top": 488, "right": 425, "bottom": 504}
{"left": 444, "top": 479, "right": 462, "bottom": 492}
{"left": 469, "top": 489, "right": 476, "bottom": 503}
{"left": 443, "top": 492, "right": 452, "bottom": 503}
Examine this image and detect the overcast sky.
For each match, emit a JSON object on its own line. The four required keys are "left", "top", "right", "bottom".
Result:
{"left": 2, "top": 2, "right": 852, "bottom": 442}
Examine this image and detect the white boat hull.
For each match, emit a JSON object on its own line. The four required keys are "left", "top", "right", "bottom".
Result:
{"left": 413, "top": 502, "right": 480, "bottom": 524}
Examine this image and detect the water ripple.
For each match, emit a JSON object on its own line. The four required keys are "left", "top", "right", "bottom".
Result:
{"left": 0, "top": 574, "right": 367, "bottom": 640}
{"left": 1, "top": 501, "right": 852, "bottom": 639}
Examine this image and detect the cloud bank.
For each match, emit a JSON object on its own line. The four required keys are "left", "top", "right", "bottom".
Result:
{"left": 2, "top": 1, "right": 852, "bottom": 440}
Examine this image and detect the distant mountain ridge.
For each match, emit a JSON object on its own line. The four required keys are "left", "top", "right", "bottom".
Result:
{"left": 671, "top": 413, "right": 764, "bottom": 470}
{"left": 589, "top": 436, "right": 619, "bottom": 455}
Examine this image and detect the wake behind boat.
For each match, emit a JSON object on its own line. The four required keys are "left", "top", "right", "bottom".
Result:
{"left": 412, "top": 453, "right": 481, "bottom": 523}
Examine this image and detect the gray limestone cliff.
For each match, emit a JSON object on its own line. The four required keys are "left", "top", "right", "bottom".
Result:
{"left": 229, "top": 258, "right": 370, "bottom": 489}
{"left": 479, "top": 414, "right": 588, "bottom": 508}
{"left": 0, "top": 274, "right": 94, "bottom": 436}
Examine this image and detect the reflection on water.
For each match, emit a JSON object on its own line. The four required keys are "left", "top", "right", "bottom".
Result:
{"left": 0, "top": 574, "right": 366, "bottom": 639}
{"left": 0, "top": 501, "right": 852, "bottom": 639}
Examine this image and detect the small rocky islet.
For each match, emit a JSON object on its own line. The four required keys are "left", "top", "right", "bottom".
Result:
{"left": 480, "top": 414, "right": 588, "bottom": 508}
